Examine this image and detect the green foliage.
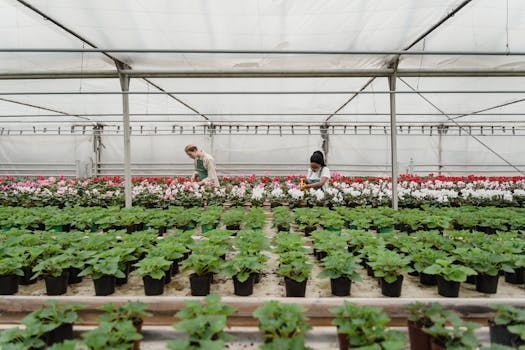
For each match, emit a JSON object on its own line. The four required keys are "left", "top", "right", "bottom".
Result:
{"left": 168, "top": 294, "right": 235, "bottom": 350}
{"left": 367, "top": 251, "right": 413, "bottom": 283}
{"left": 222, "top": 207, "right": 245, "bottom": 227}
{"left": 98, "top": 301, "right": 151, "bottom": 326}
{"left": 222, "top": 253, "right": 265, "bottom": 282}
{"left": 317, "top": 252, "right": 362, "bottom": 281}
{"left": 460, "top": 248, "right": 514, "bottom": 276}
{"left": 0, "top": 257, "right": 24, "bottom": 276}
{"left": 253, "top": 301, "right": 311, "bottom": 341}
{"left": 406, "top": 302, "right": 444, "bottom": 328}
{"left": 132, "top": 256, "right": 172, "bottom": 280}
{"left": 272, "top": 206, "right": 293, "bottom": 231}
{"left": 330, "top": 302, "right": 406, "bottom": 350}
{"left": 181, "top": 253, "right": 222, "bottom": 276}
{"left": 243, "top": 208, "right": 266, "bottom": 230}
{"left": 424, "top": 311, "right": 480, "bottom": 350}
{"left": 490, "top": 305, "right": 525, "bottom": 327}
{"left": 32, "top": 252, "right": 73, "bottom": 278}
{"left": 82, "top": 320, "right": 142, "bottom": 350}
{"left": 21, "top": 302, "right": 84, "bottom": 338}
{"left": 277, "top": 252, "right": 312, "bottom": 282}
{"left": 423, "top": 258, "right": 477, "bottom": 282}
{"left": 79, "top": 255, "right": 125, "bottom": 280}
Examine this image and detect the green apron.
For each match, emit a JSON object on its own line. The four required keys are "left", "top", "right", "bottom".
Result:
{"left": 196, "top": 159, "right": 208, "bottom": 180}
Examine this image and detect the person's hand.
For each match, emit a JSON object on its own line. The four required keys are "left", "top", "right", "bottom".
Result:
{"left": 299, "top": 183, "right": 306, "bottom": 190}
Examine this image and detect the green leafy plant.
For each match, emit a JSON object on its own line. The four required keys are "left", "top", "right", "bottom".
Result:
{"left": 181, "top": 253, "right": 222, "bottom": 276}
{"left": 132, "top": 256, "right": 172, "bottom": 280}
{"left": 368, "top": 251, "right": 413, "bottom": 283}
{"left": 0, "top": 257, "right": 24, "bottom": 277}
{"left": 424, "top": 311, "right": 480, "bottom": 350}
{"left": 82, "top": 320, "right": 142, "bottom": 350}
{"left": 491, "top": 305, "right": 525, "bottom": 327}
{"left": 330, "top": 302, "right": 406, "bottom": 350}
{"left": 317, "top": 252, "right": 362, "bottom": 281}
{"left": 222, "top": 253, "right": 265, "bottom": 282}
{"left": 410, "top": 248, "right": 444, "bottom": 273}
{"left": 277, "top": 252, "right": 312, "bottom": 282}
{"left": 407, "top": 302, "right": 444, "bottom": 328}
{"left": 78, "top": 255, "right": 125, "bottom": 280}
{"left": 98, "top": 301, "right": 152, "bottom": 327}
{"left": 423, "top": 258, "right": 477, "bottom": 282}
{"left": 21, "top": 302, "right": 84, "bottom": 341}
{"left": 32, "top": 253, "right": 73, "bottom": 278}
{"left": 462, "top": 248, "right": 514, "bottom": 276}
{"left": 222, "top": 207, "right": 244, "bottom": 228}
{"left": 167, "top": 294, "right": 235, "bottom": 350}
{"left": 253, "top": 301, "right": 311, "bottom": 341}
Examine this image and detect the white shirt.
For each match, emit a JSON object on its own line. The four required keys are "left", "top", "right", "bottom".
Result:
{"left": 307, "top": 166, "right": 330, "bottom": 191}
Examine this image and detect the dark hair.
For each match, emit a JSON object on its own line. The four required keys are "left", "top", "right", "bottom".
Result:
{"left": 310, "top": 151, "right": 326, "bottom": 167}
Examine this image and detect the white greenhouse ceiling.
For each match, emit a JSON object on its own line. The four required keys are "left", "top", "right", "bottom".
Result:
{"left": 1, "top": 0, "right": 525, "bottom": 129}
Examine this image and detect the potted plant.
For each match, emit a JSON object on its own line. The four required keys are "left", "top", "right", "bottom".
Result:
{"left": 330, "top": 302, "right": 406, "bottom": 350}
{"left": 82, "top": 320, "right": 143, "bottom": 350}
{"left": 0, "top": 325, "right": 46, "bottom": 349}
{"left": 222, "top": 207, "right": 244, "bottom": 231}
{"left": 368, "top": 251, "right": 413, "bottom": 297}
{"left": 464, "top": 249, "right": 514, "bottom": 294}
{"left": 32, "top": 253, "right": 73, "bottom": 295}
{"left": 488, "top": 305, "right": 525, "bottom": 347}
{"left": 504, "top": 254, "right": 525, "bottom": 285}
{"left": 199, "top": 211, "right": 221, "bottom": 233}
{"left": 277, "top": 251, "right": 312, "bottom": 297}
{"left": 132, "top": 256, "right": 172, "bottom": 295}
{"left": 21, "top": 302, "right": 84, "bottom": 347}
{"left": 311, "top": 230, "right": 348, "bottom": 261}
{"left": 373, "top": 215, "right": 396, "bottom": 233}
{"left": 406, "top": 302, "right": 444, "bottom": 350}
{"left": 18, "top": 245, "right": 46, "bottom": 285}
{"left": 98, "top": 301, "right": 151, "bottom": 350}
{"left": 181, "top": 253, "right": 222, "bottom": 296}
{"left": 317, "top": 252, "right": 362, "bottom": 296}
{"left": 148, "top": 242, "right": 186, "bottom": 276}
{"left": 272, "top": 207, "right": 292, "bottom": 232}
{"left": 167, "top": 294, "right": 235, "bottom": 350}
{"left": 423, "top": 258, "right": 477, "bottom": 297}
{"left": 0, "top": 256, "right": 23, "bottom": 295}
{"left": 79, "top": 255, "right": 125, "bottom": 296}
{"left": 66, "top": 249, "right": 95, "bottom": 285}
{"left": 222, "top": 253, "right": 264, "bottom": 296}
{"left": 320, "top": 212, "right": 344, "bottom": 233}
{"left": 411, "top": 248, "right": 443, "bottom": 286}
{"left": 253, "top": 301, "right": 311, "bottom": 345}
{"left": 243, "top": 208, "right": 266, "bottom": 230}
{"left": 424, "top": 311, "right": 480, "bottom": 350}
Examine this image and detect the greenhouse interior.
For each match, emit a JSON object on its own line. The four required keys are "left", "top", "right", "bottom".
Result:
{"left": 1, "top": 0, "right": 525, "bottom": 349}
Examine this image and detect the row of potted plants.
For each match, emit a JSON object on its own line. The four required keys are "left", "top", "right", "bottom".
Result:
{"left": 4, "top": 298, "right": 522, "bottom": 350}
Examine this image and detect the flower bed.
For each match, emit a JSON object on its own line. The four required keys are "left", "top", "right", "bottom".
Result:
{"left": 1, "top": 174, "right": 525, "bottom": 207}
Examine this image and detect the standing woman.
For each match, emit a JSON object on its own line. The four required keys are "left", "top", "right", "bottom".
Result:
{"left": 301, "top": 151, "right": 330, "bottom": 191}
{"left": 184, "top": 144, "right": 219, "bottom": 186}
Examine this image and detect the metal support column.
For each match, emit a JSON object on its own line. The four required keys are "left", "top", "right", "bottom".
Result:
{"left": 389, "top": 62, "right": 399, "bottom": 210}
{"left": 117, "top": 62, "right": 132, "bottom": 207}
{"left": 437, "top": 124, "right": 444, "bottom": 175}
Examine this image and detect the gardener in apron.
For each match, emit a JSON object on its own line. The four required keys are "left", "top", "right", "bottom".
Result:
{"left": 184, "top": 144, "right": 219, "bottom": 186}
{"left": 300, "top": 150, "right": 331, "bottom": 191}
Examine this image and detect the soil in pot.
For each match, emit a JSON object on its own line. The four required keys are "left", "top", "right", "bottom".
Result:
{"left": 143, "top": 275, "right": 165, "bottom": 296}
{"left": 189, "top": 273, "right": 211, "bottom": 296}
{"left": 93, "top": 275, "right": 116, "bottom": 296}
{"left": 436, "top": 275, "right": 460, "bottom": 297}
{"left": 420, "top": 272, "right": 437, "bottom": 286}
{"left": 44, "top": 271, "right": 69, "bottom": 296}
{"left": 380, "top": 276, "right": 403, "bottom": 297}
{"left": 233, "top": 275, "right": 255, "bottom": 296}
{"left": 489, "top": 321, "right": 519, "bottom": 346}
{"left": 330, "top": 276, "right": 351, "bottom": 296}
{"left": 476, "top": 273, "right": 499, "bottom": 294}
{"left": 504, "top": 268, "right": 524, "bottom": 285}
{"left": 408, "top": 321, "right": 432, "bottom": 350}
{"left": 284, "top": 277, "right": 307, "bottom": 297}
{"left": 0, "top": 275, "right": 19, "bottom": 295}
{"left": 68, "top": 267, "right": 83, "bottom": 284}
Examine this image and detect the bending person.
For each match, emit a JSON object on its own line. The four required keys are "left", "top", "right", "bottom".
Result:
{"left": 184, "top": 144, "right": 219, "bottom": 186}
{"left": 301, "top": 150, "right": 330, "bottom": 191}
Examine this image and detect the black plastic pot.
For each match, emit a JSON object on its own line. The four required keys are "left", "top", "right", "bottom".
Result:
{"left": 43, "top": 323, "right": 74, "bottom": 346}
{"left": 380, "top": 276, "right": 403, "bottom": 297}
{"left": 0, "top": 275, "right": 19, "bottom": 295}
{"left": 143, "top": 275, "right": 165, "bottom": 296}
{"left": 504, "top": 268, "right": 524, "bottom": 285}
{"left": 277, "top": 225, "right": 290, "bottom": 232}
{"left": 157, "top": 226, "right": 167, "bottom": 236}
{"left": 304, "top": 226, "right": 316, "bottom": 236}
{"left": 233, "top": 275, "right": 255, "bottom": 296}
{"left": 93, "top": 275, "right": 116, "bottom": 296}
{"left": 171, "top": 261, "right": 179, "bottom": 276}
{"left": 330, "top": 276, "right": 351, "bottom": 296}
{"left": 436, "top": 275, "right": 460, "bottom": 297}
{"left": 163, "top": 266, "right": 172, "bottom": 284}
{"left": 408, "top": 321, "right": 432, "bottom": 350}
{"left": 476, "top": 273, "right": 499, "bottom": 294}
{"left": 284, "top": 277, "right": 307, "bottom": 297}
{"left": 226, "top": 224, "right": 241, "bottom": 231}
{"left": 316, "top": 251, "right": 328, "bottom": 261}
{"left": 252, "top": 272, "right": 261, "bottom": 284}
{"left": 189, "top": 273, "right": 211, "bottom": 296}
{"left": 20, "top": 266, "right": 37, "bottom": 285}
{"left": 420, "top": 272, "right": 437, "bottom": 286}
{"left": 337, "top": 333, "right": 349, "bottom": 350}
{"left": 44, "top": 271, "right": 69, "bottom": 296}
{"left": 68, "top": 267, "right": 83, "bottom": 284}
{"left": 465, "top": 274, "right": 477, "bottom": 285}
{"left": 366, "top": 263, "right": 375, "bottom": 277}
{"left": 116, "top": 265, "right": 130, "bottom": 286}
{"left": 489, "top": 321, "right": 519, "bottom": 346}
